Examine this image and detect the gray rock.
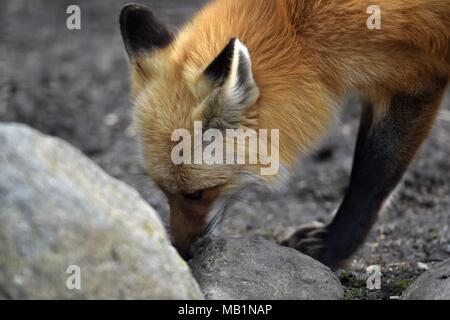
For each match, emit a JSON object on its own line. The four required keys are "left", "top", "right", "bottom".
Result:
{"left": 190, "top": 237, "right": 344, "bottom": 300}
{"left": 0, "top": 123, "right": 203, "bottom": 300}
{"left": 403, "top": 259, "right": 450, "bottom": 300}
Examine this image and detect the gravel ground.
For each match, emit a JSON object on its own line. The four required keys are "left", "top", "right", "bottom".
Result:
{"left": 1, "top": 0, "right": 449, "bottom": 300}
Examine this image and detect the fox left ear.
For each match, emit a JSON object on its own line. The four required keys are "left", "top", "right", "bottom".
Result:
{"left": 203, "top": 38, "right": 260, "bottom": 128}
{"left": 119, "top": 4, "right": 172, "bottom": 60}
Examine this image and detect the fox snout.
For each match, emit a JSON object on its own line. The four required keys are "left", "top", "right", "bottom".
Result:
{"left": 166, "top": 186, "right": 224, "bottom": 260}
{"left": 169, "top": 204, "right": 209, "bottom": 260}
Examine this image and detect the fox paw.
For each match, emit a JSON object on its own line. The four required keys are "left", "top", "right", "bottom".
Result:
{"left": 281, "top": 221, "right": 328, "bottom": 258}
{"left": 281, "top": 222, "right": 351, "bottom": 270}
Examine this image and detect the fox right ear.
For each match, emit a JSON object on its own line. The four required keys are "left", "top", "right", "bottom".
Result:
{"left": 119, "top": 4, "right": 172, "bottom": 60}
{"left": 202, "top": 38, "right": 260, "bottom": 129}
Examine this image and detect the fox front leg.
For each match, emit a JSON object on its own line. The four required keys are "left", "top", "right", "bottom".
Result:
{"left": 283, "top": 79, "right": 448, "bottom": 270}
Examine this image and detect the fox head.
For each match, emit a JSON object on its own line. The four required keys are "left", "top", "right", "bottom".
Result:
{"left": 119, "top": 4, "right": 270, "bottom": 258}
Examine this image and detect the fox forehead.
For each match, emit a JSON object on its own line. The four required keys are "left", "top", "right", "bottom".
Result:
{"left": 131, "top": 57, "right": 229, "bottom": 193}
{"left": 131, "top": 44, "right": 211, "bottom": 96}
{"left": 122, "top": 6, "right": 268, "bottom": 193}
{"left": 132, "top": 54, "right": 202, "bottom": 127}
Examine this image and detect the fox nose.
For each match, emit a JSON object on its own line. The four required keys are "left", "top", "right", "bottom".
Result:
{"left": 171, "top": 236, "right": 194, "bottom": 261}
{"left": 178, "top": 247, "right": 193, "bottom": 261}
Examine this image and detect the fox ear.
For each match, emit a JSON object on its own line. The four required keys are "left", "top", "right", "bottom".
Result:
{"left": 203, "top": 38, "right": 260, "bottom": 128}
{"left": 119, "top": 4, "right": 172, "bottom": 59}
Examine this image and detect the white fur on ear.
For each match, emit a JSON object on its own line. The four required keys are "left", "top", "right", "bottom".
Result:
{"left": 203, "top": 38, "right": 260, "bottom": 128}
{"left": 221, "top": 39, "right": 260, "bottom": 114}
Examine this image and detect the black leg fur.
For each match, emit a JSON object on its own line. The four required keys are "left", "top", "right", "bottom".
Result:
{"left": 283, "top": 78, "right": 448, "bottom": 269}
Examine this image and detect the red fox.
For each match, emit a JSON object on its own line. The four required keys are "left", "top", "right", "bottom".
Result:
{"left": 119, "top": 0, "right": 450, "bottom": 269}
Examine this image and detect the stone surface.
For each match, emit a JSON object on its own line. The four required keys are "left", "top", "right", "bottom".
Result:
{"left": 0, "top": 123, "right": 203, "bottom": 299}
{"left": 190, "top": 237, "right": 344, "bottom": 300}
{"left": 403, "top": 259, "right": 450, "bottom": 300}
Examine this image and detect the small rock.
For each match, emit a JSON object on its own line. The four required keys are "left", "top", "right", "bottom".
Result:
{"left": 444, "top": 244, "right": 450, "bottom": 254}
{"left": 190, "top": 237, "right": 344, "bottom": 300}
{"left": 403, "top": 259, "right": 450, "bottom": 300}
{"left": 104, "top": 113, "right": 119, "bottom": 126}
{"left": 439, "top": 110, "right": 450, "bottom": 122}
{"left": 342, "top": 124, "right": 352, "bottom": 136}
{"left": 0, "top": 123, "right": 203, "bottom": 299}
{"left": 417, "top": 262, "right": 429, "bottom": 270}
{"left": 125, "top": 124, "right": 137, "bottom": 138}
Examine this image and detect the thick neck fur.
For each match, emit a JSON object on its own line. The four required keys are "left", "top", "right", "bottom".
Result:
{"left": 139, "top": 0, "right": 450, "bottom": 169}
{"left": 172, "top": 0, "right": 337, "bottom": 167}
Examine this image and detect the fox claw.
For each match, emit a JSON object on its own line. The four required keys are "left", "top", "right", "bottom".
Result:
{"left": 281, "top": 222, "right": 328, "bottom": 258}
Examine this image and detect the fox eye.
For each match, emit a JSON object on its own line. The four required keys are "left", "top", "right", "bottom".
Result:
{"left": 182, "top": 190, "right": 204, "bottom": 201}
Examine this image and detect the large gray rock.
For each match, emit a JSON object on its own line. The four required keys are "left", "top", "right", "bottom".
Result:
{"left": 0, "top": 123, "right": 203, "bottom": 299}
{"left": 403, "top": 259, "right": 450, "bottom": 300}
{"left": 190, "top": 237, "right": 344, "bottom": 300}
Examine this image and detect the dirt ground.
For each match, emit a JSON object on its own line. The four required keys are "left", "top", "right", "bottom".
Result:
{"left": 1, "top": 0, "right": 449, "bottom": 299}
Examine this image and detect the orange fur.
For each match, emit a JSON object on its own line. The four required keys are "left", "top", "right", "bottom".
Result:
{"left": 132, "top": 0, "right": 449, "bottom": 189}
{"left": 128, "top": 0, "right": 450, "bottom": 251}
